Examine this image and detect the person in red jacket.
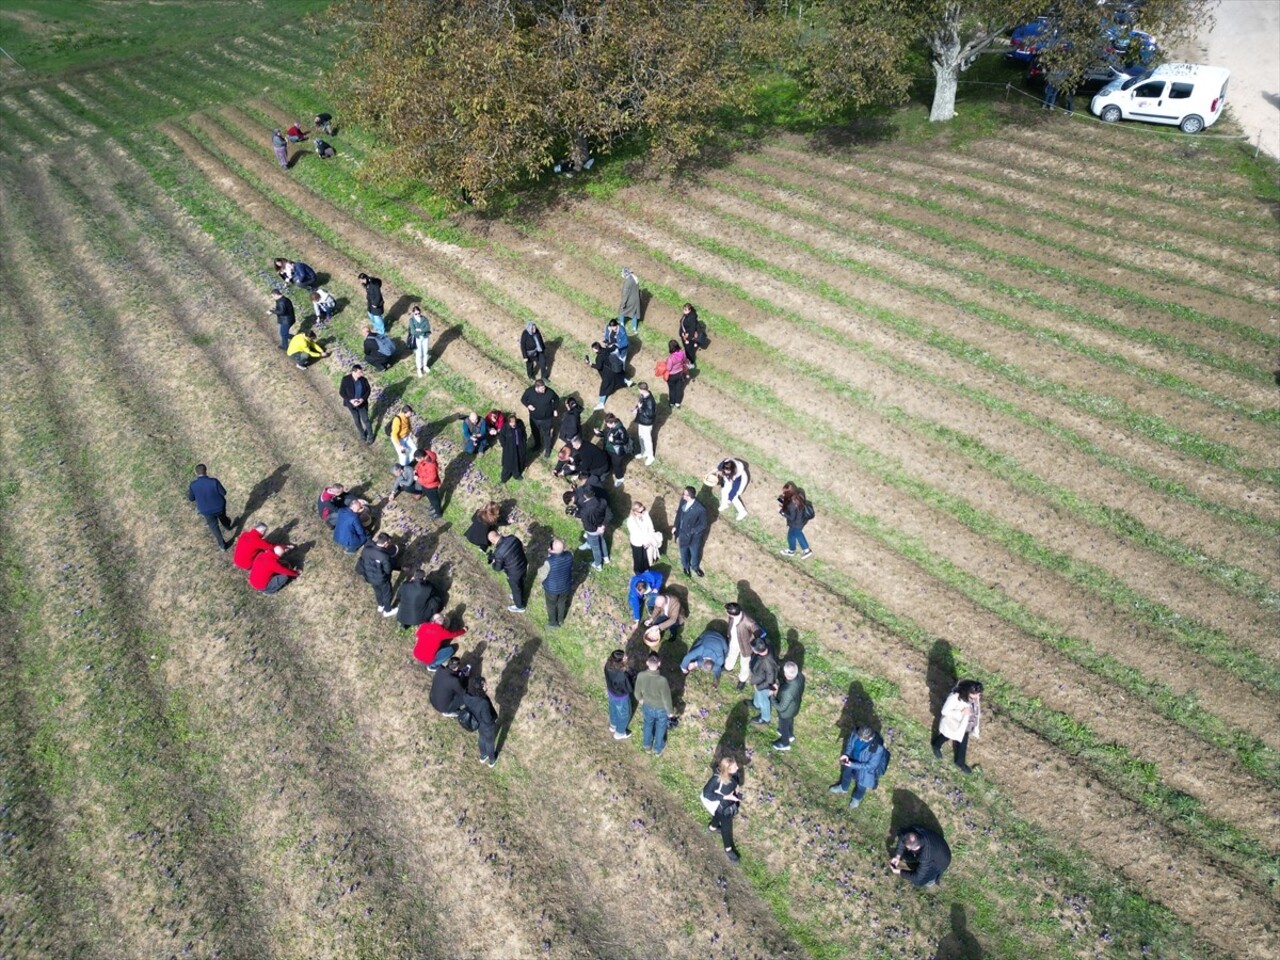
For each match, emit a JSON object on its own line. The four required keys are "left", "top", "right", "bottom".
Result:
{"left": 413, "top": 613, "right": 467, "bottom": 672}
{"left": 413, "top": 441, "right": 444, "bottom": 519}
{"left": 232, "top": 522, "right": 272, "bottom": 570}
{"left": 248, "top": 544, "right": 300, "bottom": 594}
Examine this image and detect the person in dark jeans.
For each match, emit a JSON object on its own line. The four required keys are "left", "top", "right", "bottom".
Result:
{"left": 701, "top": 756, "right": 743, "bottom": 862}
{"left": 339, "top": 365, "right": 375, "bottom": 444}
{"left": 634, "top": 653, "right": 674, "bottom": 756}
{"left": 268, "top": 290, "right": 295, "bottom": 351}
{"left": 604, "top": 649, "right": 634, "bottom": 739}
{"left": 931, "top": 679, "right": 983, "bottom": 774}
{"left": 890, "top": 825, "right": 952, "bottom": 888}
{"left": 521, "top": 379, "right": 560, "bottom": 458}
{"left": 672, "top": 485, "right": 708, "bottom": 576}
{"left": 463, "top": 674, "right": 499, "bottom": 767}
{"left": 359, "top": 533, "right": 400, "bottom": 617}
{"left": 772, "top": 661, "right": 805, "bottom": 751}
{"left": 488, "top": 530, "right": 528, "bottom": 613}
{"left": 187, "top": 463, "right": 235, "bottom": 550}
{"left": 429, "top": 657, "right": 469, "bottom": 717}
{"left": 536, "top": 539, "right": 573, "bottom": 627}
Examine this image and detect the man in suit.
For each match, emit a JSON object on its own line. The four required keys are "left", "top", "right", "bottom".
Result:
{"left": 723, "top": 601, "right": 761, "bottom": 691}
{"left": 671, "top": 485, "right": 708, "bottom": 577}
{"left": 339, "top": 365, "right": 375, "bottom": 444}
{"left": 187, "top": 463, "right": 235, "bottom": 550}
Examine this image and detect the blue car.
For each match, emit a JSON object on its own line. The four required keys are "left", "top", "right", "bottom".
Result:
{"left": 1007, "top": 17, "right": 1053, "bottom": 63}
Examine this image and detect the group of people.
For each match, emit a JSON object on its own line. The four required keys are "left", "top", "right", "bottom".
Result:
{"left": 271, "top": 113, "right": 337, "bottom": 169}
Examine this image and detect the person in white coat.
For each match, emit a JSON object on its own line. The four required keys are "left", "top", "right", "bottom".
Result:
{"left": 626, "top": 501, "right": 661, "bottom": 574}
{"left": 931, "top": 680, "right": 983, "bottom": 774}
{"left": 714, "top": 457, "right": 749, "bottom": 520}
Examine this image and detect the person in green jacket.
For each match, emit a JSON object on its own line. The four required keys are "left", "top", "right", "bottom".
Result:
{"left": 634, "top": 653, "right": 675, "bottom": 757}
{"left": 772, "top": 661, "right": 805, "bottom": 751}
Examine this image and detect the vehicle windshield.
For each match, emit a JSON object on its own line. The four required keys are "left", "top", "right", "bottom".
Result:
{"left": 1119, "top": 70, "right": 1152, "bottom": 91}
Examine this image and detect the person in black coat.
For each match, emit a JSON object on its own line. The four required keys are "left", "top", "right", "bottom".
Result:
{"left": 569, "top": 435, "right": 610, "bottom": 483}
{"left": 339, "top": 365, "right": 375, "bottom": 444}
{"left": 359, "top": 533, "right": 400, "bottom": 616}
{"left": 358, "top": 272, "right": 384, "bottom": 326}
{"left": 497, "top": 413, "right": 527, "bottom": 483}
{"left": 588, "top": 341, "right": 625, "bottom": 411}
{"left": 187, "top": 463, "right": 235, "bottom": 550}
{"left": 429, "top": 657, "right": 468, "bottom": 716}
{"left": 672, "top": 485, "right": 709, "bottom": 577}
{"left": 576, "top": 478, "right": 611, "bottom": 570}
{"left": 487, "top": 530, "right": 528, "bottom": 613}
{"left": 520, "top": 322, "right": 549, "bottom": 379}
{"left": 462, "top": 674, "right": 499, "bottom": 766}
{"left": 679, "top": 302, "right": 700, "bottom": 367}
{"left": 396, "top": 568, "right": 442, "bottom": 630}
{"left": 268, "top": 291, "right": 295, "bottom": 351}
{"left": 521, "top": 380, "right": 560, "bottom": 458}
{"left": 558, "top": 396, "right": 583, "bottom": 445}
{"left": 466, "top": 501, "right": 501, "bottom": 551}
{"left": 890, "top": 826, "right": 952, "bottom": 888}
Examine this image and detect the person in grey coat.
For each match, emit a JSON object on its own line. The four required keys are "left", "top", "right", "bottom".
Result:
{"left": 618, "top": 267, "right": 641, "bottom": 334}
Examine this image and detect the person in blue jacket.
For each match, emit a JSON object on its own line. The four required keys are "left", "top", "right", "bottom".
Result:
{"left": 187, "top": 463, "right": 235, "bottom": 550}
{"left": 627, "top": 569, "right": 665, "bottom": 624}
{"left": 537, "top": 538, "right": 574, "bottom": 628}
{"left": 289, "top": 260, "right": 317, "bottom": 289}
{"left": 333, "top": 502, "right": 370, "bottom": 554}
{"left": 680, "top": 630, "right": 728, "bottom": 683}
{"left": 830, "top": 726, "right": 889, "bottom": 809}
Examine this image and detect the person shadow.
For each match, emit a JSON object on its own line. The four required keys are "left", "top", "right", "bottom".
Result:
{"left": 927, "top": 639, "right": 958, "bottom": 738}
{"left": 240, "top": 463, "right": 290, "bottom": 527}
{"left": 648, "top": 494, "right": 670, "bottom": 556}
{"left": 431, "top": 325, "right": 463, "bottom": 367}
{"left": 461, "top": 638, "right": 487, "bottom": 680}
{"left": 372, "top": 378, "right": 411, "bottom": 432}
{"left": 543, "top": 336, "right": 563, "bottom": 377}
{"left": 494, "top": 635, "right": 541, "bottom": 756}
{"left": 936, "top": 904, "right": 984, "bottom": 959}
{"left": 660, "top": 628, "right": 690, "bottom": 713}
{"left": 887, "top": 788, "right": 945, "bottom": 857}
{"left": 385, "top": 294, "right": 415, "bottom": 328}
{"left": 837, "top": 679, "right": 882, "bottom": 747}
{"left": 715, "top": 700, "right": 752, "bottom": 775}
{"left": 780, "top": 629, "right": 805, "bottom": 671}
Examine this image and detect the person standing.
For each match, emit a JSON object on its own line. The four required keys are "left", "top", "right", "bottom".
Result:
{"left": 672, "top": 485, "right": 708, "bottom": 577}
{"left": 678, "top": 303, "right": 700, "bottom": 367}
{"left": 627, "top": 569, "right": 666, "bottom": 625}
{"left": 557, "top": 396, "right": 583, "bottom": 446}
{"left": 360, "top": 533, "right": 400, "bottom": 617}
{"left": 603, "top": 318, "right": 629, "bottom": 366}
{"left": 521, "top": 380, "right": 560, "bottom": 458}
{"left": 407, "top": 304, "right": 432, "bottom": 377}
{"left": 890, "top": 826, "right": 952, "bottom": 889}
{"left": 232, "top": 521, "right": 272, "bottom": 570}
{"left": 626, "top": 501, "right": 660, "bottom": 574}
{"left": 618, "top": 267, "right": 641, "bottom": 334}
{"left": 498, "top": 413, "right": 527, "bottom": 483}
{"left": 339, "top": 365, "right": 375, "bottom": 444}
{"left": 358, "top": 272, "right": 385, "bottom": 333}
{"left": 396, "top": 567, "right": 442, "bottom": 631}
{"left": 778, "top": 481, "right": 814, "bottom": 559}
{"left": 723, "top": 602, "right": 761, "bottom": 692}
{"left": 271, "top": 128, "right": 289, "bottom": 169}
{"left": 716, "top": 458, "right": 750, "bottom": 521}
{"left": 576, "top": 480, "right": 611, "bottom": 571}
{"left": 248, "top": 544, "right": 300, "bottom": 594}
{"left": 463, "top": 674, "right": 499, "bottom": 767}
{"left": 604, "top": 649, "right": 634, "bottom": 739}
{"left": 680, "top": 630, "right": 729, "bottom": 685}
{"left": 389, "top": 406, "right": 416, "bottom": 466}
{"left": 187, "top": 463, "right": 235, "bottom": 551}
{"left": 414, "top": 612, "right": 467, "bottom": 671}
{"left": 412, "top": 441, "right": 444, "bottom": 519}
{"left": 429, "top": 657, "right": 468, "bottom": 717}
{"left": 831, "top": 725, "right": 888, "bottom": 808}
{"left": 665, "top": 340, "right": 689, "bottom": 408}
{"left": 268, "top": 290, "right": 295, "bottom": 352}
{"left": 287, "top": 330, "right": 327, "bottom": 369}
{"left": 588, "top": 340, "right": 625, "bottom": 412}
{"left": 772, "top": 661, "right": 805, "bottom": 751}
{"left": 487, "top": 530, "right": 528, "bottom": 613}
{"left": 521, "top": 322, "right": 549, "bottom": 379}
{"left": 701, "top": 756, "right": 743, "bottom": 862}
{"left": 634, "top": 653, "right": 674, "bottom": 757}
{"left": 597, "top": 414, "right": 630, "bottom": 487}
{"left": 932, "top": 680, "right": 983, "bottom": 774}
{"left": 535, "top": 539, "right": 574, "bottom": 628}
{"left": 632, "top": 382, "right": 656, "bottom": 466}
{"left": 748, "top": 638, "right": 778, "bottom": 727}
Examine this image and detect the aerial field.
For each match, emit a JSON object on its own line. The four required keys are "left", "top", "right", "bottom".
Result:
{"left": 0, "top": 3, "right": 1277, "bottom": 959}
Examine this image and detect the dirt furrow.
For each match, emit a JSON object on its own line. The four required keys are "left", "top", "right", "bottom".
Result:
{"left": 90, "top": 131, "right": 803, "bottom": 960}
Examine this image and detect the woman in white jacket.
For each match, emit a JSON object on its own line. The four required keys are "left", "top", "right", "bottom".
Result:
{"left": 714, "top": 457, "right": 750, "bottom": 521}
{"left": 931, "top": 680, "right": 983, "bottom": 774}
{"left": 626, "top": 502, "right": 661, "bottom": 574}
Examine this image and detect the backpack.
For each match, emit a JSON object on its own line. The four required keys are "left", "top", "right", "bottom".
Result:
{"left": 622, "top": 431, "right": 636, "bottom": 456}
{"left": 456, "top": 706, "right": 480, "bottom": 732}
{"left": 802, "top": 501, "right": 816, "bottom": 522}
{"left": 653, "top": 358, "right": 669, "bottom": 381}
{"left": 607, "top": 351, "right": 625, "bottom": 374}
{"left": 873, "top": 745, "right": 891, "bottom": 780}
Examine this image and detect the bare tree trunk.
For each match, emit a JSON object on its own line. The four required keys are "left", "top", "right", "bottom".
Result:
{"left": 928, "top": 2, "right": 962, "bottom": 122}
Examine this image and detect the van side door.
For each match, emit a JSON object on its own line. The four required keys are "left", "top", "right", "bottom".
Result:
{"left": 1129, "top": 79, "right": 1175, "bottom": 123}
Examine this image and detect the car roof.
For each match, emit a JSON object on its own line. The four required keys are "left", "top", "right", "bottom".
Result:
{"left": 1148, "top": 63, "right": 1230, "bottom": 82}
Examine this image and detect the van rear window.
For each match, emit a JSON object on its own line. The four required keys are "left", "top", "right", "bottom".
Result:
{"left": 1169, "top": 82, "right": 1194, "bottom": 100}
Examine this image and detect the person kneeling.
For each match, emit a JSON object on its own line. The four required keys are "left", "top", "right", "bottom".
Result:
{"left": 248, "top": 544, "right": 299, "bottom": 594}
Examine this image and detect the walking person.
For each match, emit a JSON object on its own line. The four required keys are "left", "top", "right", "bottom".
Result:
{"left": 268, "top": 290, "right": 295, "bottom": 351}
{"left": 597, "top": 413, "right": 631, "bottom": 487}
{"left": 407, "top": 304, "right": 432, "bottom": 377}
{"left": 358, "top": 272, "right": 385, "bottom": 333}
{"left": 748, "top": 638, "right": 779, "bottom": 727}
{"left": 535, "top": 539, "right": 573, "bottom": 628}
{"left": 521, "top": 380, "right": 560, "bottom": 458}
{"left": 635, "top": 653, "right": 675, "bottom": 757}
{"left": 487, "top": 530, "right": 528, "bottom": 613}
{"left": 412, "top": 441, "right": 444, "bottom": 519}
{"left": 576, "top": 479, "right": 611, "bottom": 570}
{"left": 701, "top": 757, "right": 744, "bottom": 862}
{"left": 248, "top": 544, "right": 300, "bottom": 594}
{"left": 463, "top": 675, "right": 500, "bottom": 767}
{"left": 715, "top": 457, "right": 750, "bottom": 521}
{"left": 672, "top": 485, "right": 709, "bottom": 577}
{"left": 603, "top": 318, "right": 629, "bottom": 366}
{"left": 778, "top": 481, "right": 815, "bottom": 559}
{"left": 271, "top": 128, "right": 289, "bottom": 169}
{"left": 632, "top": 382, "right": 656, "bottom": 465}
{"left": 931, "top": 680, "right": 983, "bottom": 774}
{"left": 604, "top": 649, "right": 634, "bottom": 739}
{"left": 723, "top": 602, "right": 762, "bottom": 691}
{"left": 626, "top": 501, "right": 661, "bottom": 574}
{"left": 890, "top": 826, "right": 952, "bottom": 889}
{"left": 396, "top": 567, "right": 442, "bottom": 631}
{"left": 187, "top": 463, "right": 235, "bottom": 551}
{"left": 359, "top": 532, "right": 400, "bottom": 618}
{"left": 389, "top": 406, "right": 416, "bottom": 466}
{"left": 521, "top": 322, "right": 550, "bottom": 380}
{"left": 665, "top": 340, "right": 689, "bottom": 408}
{"left": 830, "top": 725, "right": 889, "bottom": 808}
{"left": 498, "top": 413, "right": 528, "bottom": 483}
{"left": 678, "top": 303, "right": 700, "bottom": 367}
{"left": 339, "top": 365, "right": 375, "bottom": 444}
{"left": 772, "top": 661, "right": 805, "bottom": 751}
{"left": 414, "top": 612, "right": 467, "bottom": 671}
{"left": 588, "top": 340, "right": 625, "bottom": 412}
{"left": 680, "top": 629, "right": 729, "bottom": 685}
{"left": 333, "top": 500, "right": 370, "bottom": 553}
{"left": 619, "top": 267, "right": 641, "bottom": 334}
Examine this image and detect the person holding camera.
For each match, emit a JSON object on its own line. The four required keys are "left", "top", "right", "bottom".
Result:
{"left": 890, "top": 826, "right": 951, "bottom": 889}
{"left": 487, "top": 529, "right": 528, "bottom": 613}
{"left": 830, "top": 725, "right": 888, "bottom": 808}
{"left": 576, "top": 480, "right": 611, "bottom": 571}
{"left": 701, "top": 756, "right": 744, "bottom": 862}
{"left": 596, "top": 413, "right": 631, "bottom": 487}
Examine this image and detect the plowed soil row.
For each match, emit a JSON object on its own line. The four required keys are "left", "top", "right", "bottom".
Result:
{"left": 16, "top": 147, "right": 801, "bottom": 960}
{"left": 162, "top": 117, "right": 1280, "bottom": 959}
{"left": 185, "top": 103, "right": 1280, "bottom": 887}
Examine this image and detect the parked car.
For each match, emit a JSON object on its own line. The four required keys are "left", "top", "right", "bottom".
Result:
{"left": 1090, "top": 62, "right": 1231, "bottom": 133}
{"left": 1007, "top": 17, "right": 1053, "bottom": 63}
{"left": 1026, "top": 58, "right": 1141, "bottom": 97}
{"left": 1104, "top": 27, "right": 1158, "bottom": 67}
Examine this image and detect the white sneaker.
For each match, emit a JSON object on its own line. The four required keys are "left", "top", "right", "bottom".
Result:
{"left": 507, "top": 605, "right": 526, "bottom": 613}
{"left": 593, "top": 403, "right": 605, "bottom": 411}
{"left": 613, "top": 731, "right": 632, "bottom": 740}
{"left": 643, "top": 457, "right": 654, "bottom": 466}
{"left": 613, "top": 478, "right": 624, "bottom": 487}
{"left": 381, "top": 606, "right": 399, "bottom": 618}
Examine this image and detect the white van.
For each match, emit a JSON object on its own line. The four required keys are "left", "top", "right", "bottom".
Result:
{"left": 1090, "top": 62, "right": 1230, "bottom": 133}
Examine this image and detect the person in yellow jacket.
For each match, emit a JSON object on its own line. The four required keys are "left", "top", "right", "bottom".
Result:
{"left": 287, "top": 332, "right": 328, "bottom": 369}
{"left": 390, "top": 406, "right": 417, "bottom": 466}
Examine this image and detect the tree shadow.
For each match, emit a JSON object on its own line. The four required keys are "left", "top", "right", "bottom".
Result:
{"left": 715, "top": 700, "right": 752, "bottom": 777}
{"left": 837, "top": 679, "right": 882, "bottom": 746}
{"left": 240, "top": 463, "right": 290, "bottom": 527}
{"left": 385, "top": 294, "right": 414, "bottom": 327}
{"left": 807, "top": 115, "right": 899, "bottom": 154}
{"left": 372, "top": 378, "right": 411, "bottom": 429}
{"left": 888, "top": 789, "right": 944, "bottom": 856}
{"left": 936, "top": 904, "right": 984, "bottom": 960}
{"left": 431, "top": 325, "right": 463, "bottom": 365}
{"left": 494, "top": 635, "right": 541, "bottom": 755}
{"left": 736, "top": 578, "right": 779, "bottom": 652}
{"left": 927, "top": 639, "right": 958, "bottom": 737}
